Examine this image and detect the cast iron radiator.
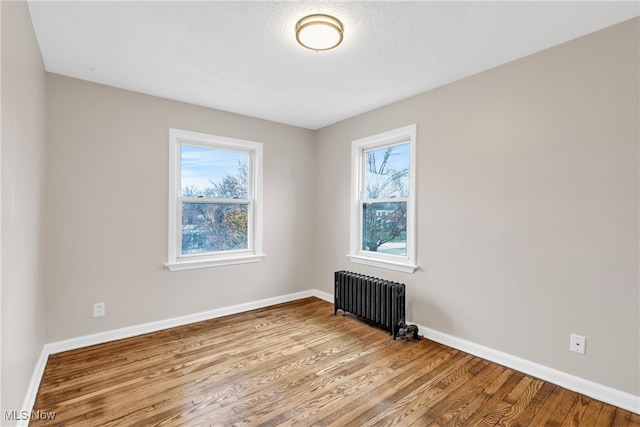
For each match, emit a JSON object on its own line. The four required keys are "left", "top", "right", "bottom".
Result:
{"left": 334, "top": 270, "right": 411, "bottom": 340}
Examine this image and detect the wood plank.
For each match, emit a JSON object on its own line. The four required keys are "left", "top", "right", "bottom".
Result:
{"left": 447, "top": 370, "right": 526, "bottom": 426}
{"left": 570, "top": 395, "right": 602, "bottom": 427}
{"left": 528, "top": 386, "right": 571, "bottom": 426}
{"left": 30, "top": 297, "right": 639, "bottom": 426}
{"left": 629, "top": 413, "right": 640, "bottom": 427}
{"left": 594, "top": 402, "right": 619, "bottom": 426}
{"left": 496, "top": 377, "right": 547, "bottom": 426}
{"left": 441, "top": 366, "right": 518, "bottom": 427}
{"left": 475, "top": 375, "right": 537, "bottom": 426}
{"left": 426, "top": 362, "right": 506, "bottom": 426}
{"left": 546, "top": 388, "right": 580, "bottom": 426}
{"left": 612, "top": 407, "right": 631, "bottom": 427}
{"left": 560, "top": 394, "right": 592, "bottom": 427}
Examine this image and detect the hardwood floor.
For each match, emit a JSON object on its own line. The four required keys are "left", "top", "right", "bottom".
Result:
{"left": 32, "top": 297, "right": 639, "bottom": 426}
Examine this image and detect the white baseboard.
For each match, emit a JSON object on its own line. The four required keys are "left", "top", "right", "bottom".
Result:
{"left": 417, "top": 325, "right": 640, "bottom": 415}
{"left": 312, "top": 289, "right": 333, "bottom": 303}
{"left": 22, "top": 290, "right": 639, "bottom": 418}
{"left": 18, "top": 347, "right": 50, "bottom": 427}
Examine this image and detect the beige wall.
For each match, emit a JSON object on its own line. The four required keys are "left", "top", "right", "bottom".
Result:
{"left": 314, "top": 18, "right": 639, "bottom": 395}
{"left": 44, "top": 74, "right": 316, "bottom": 342}
{"left": 1, "top": 0, "right": 48, "bottom": 420}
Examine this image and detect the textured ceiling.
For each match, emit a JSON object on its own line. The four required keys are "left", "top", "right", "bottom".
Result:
{"left": 27, "top": 1, "right": 639, "bottom": 130}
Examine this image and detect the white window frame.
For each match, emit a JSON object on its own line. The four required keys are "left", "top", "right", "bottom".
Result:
{"left": 166, "top": 128, "right": 264, "bottom": 271}
{"left": 348, "top": 124, "right": 417, "bottom": 273}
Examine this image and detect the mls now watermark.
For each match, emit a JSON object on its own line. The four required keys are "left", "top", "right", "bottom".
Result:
{"left": 4, "top": 409, "right": 57, "bottom": 421}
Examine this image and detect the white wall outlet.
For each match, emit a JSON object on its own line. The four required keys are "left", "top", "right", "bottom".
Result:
{"left": 93, "top": 302, "right": 105, "bottom": 318}
{"left": 569, "top": 333, "right": 586, "bottom": 355}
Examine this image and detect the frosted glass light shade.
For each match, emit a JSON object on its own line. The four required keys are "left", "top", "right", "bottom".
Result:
{"left": 296, "top": 14, "right": 343, "bottom": 51}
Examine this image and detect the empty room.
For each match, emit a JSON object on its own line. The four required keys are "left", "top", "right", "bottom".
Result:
{"left": 2, "top": 1, "right": 639, "bottom": 426}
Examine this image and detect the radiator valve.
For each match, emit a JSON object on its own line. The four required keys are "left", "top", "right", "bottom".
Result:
{"left": 397, "top": 323, "right": 421, "bottom": 340}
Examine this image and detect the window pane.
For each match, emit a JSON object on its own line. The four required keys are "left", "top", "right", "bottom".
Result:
{"left": 364, "top": 143, "right": 410, "bottom": 199}
{"left": 181, "top": 145, "right": 249, "bottom": 199}
{"left": 182, "top": 203, "right": 248, "bottom": 255}
{"left": 362, "top": 201, "right": 407, "bottom": 255}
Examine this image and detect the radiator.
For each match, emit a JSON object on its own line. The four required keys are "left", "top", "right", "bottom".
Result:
{"left": 334, "top": 270, "right": 406, "bottom": 340}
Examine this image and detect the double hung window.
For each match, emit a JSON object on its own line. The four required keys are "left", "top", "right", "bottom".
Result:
{"left": 166, "top": 129, "right": 264, "bottom": 271}
{"left": 349, "top": 124, "right": 417, "bottom": 273}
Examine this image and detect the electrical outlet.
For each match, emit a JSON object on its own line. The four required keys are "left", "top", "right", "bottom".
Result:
{"left": 93, "top": 302, "right": 105, "bottom": 318}
{"left": 569, "top": 333, "right": 586, "bottom": 355}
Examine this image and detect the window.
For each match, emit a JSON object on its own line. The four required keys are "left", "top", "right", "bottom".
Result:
{"left": 349, "top": 124, "right": 417, "bottom": 273}
{"left": 166, "top": 129, "right": 264, "bottom": 271}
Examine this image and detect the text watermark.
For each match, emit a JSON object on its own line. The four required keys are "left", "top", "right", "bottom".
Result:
{"left": 4, "top": 410, "right": 57, "bottom": 422}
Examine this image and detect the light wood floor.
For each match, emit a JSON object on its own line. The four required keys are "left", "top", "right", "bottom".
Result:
{"left": 32, "top": 297, "right": 639, "bottom": 426}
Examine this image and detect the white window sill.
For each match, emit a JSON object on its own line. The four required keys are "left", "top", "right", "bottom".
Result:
{"left": 347, "top": 254, "right": 418, "bottom": 274}
{"left": 166, "top": 253, "right": 266, "bottom": 271}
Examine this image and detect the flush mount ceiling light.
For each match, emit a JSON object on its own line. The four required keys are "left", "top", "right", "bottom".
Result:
{"left": 295, "top": 14, "right": 344, "bottom": 51}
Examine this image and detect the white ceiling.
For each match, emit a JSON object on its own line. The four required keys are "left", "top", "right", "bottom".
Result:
{"left": 27, "top": 1, "right": 639, "bottom": 130}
